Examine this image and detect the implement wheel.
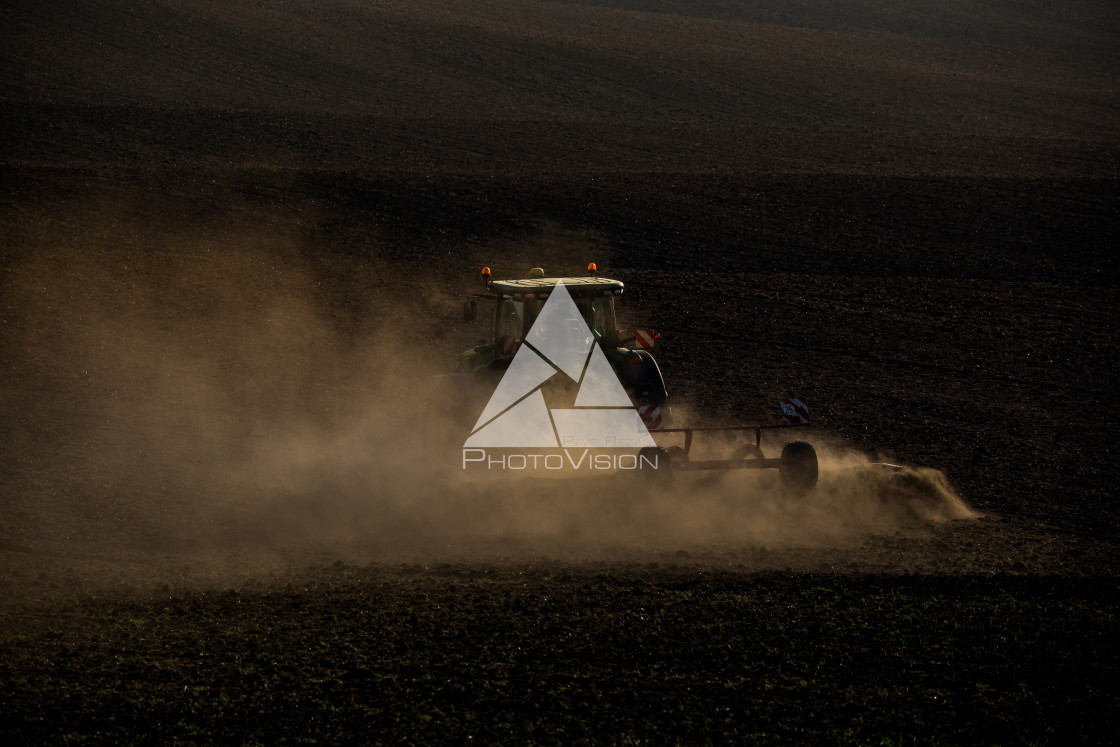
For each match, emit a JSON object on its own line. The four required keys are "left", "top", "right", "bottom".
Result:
{"left": 779, "top": 441, "right": 818, "bottom": 496}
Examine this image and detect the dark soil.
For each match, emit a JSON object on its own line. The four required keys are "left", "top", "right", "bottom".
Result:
{"left": 4, "top": 565, "right": 1118, "bottom": 744}
{"left": 2, "top": 0, "right": 1118, "bottom": 743}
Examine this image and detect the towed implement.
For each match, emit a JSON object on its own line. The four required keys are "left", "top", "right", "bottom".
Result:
{"left": 642, "top": 421, "right": 819, "bottom": 495}
{"left": 435, "top": 264, "right": 819, "bottom": 494}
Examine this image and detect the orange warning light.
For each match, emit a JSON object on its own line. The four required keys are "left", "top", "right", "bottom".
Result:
{"left": 587, "top": 262, "right": 598, "bottom": 276}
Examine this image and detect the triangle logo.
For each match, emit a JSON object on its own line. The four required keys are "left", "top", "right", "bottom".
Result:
{"left": 464, "top": 280, "right": 656, "bottom": 449}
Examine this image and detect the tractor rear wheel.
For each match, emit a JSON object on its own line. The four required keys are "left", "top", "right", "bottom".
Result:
{"left": 779, "top": 441, "right": 818, "bottom": 496}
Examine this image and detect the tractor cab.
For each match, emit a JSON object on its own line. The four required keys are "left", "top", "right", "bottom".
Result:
{"left": 455, "top": 265, "right": 669, "bottom": 423}
{"left": 487, "top": 275, "right": 620, "bottom": 346}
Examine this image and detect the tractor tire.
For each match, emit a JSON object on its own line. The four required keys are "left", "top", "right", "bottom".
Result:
{"left": 779, "top": 441, "right": 818, "bottom": 496}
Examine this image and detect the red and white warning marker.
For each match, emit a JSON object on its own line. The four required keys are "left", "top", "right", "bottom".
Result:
{"left": 498, "top": 335, "right": 517, "bottom": 356}
{"left": 637, "top": 404, "right": 663, "bottom": 430}
{"left": 635, "top": 329, "right": 657, "bottom": 349}
{"left": 779, "top": 396, "right": 810, "bottom": 425}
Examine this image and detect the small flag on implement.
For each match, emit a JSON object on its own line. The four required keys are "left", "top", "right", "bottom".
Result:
{"left": 780, "top": 396, "right": 810, "bottom": 425}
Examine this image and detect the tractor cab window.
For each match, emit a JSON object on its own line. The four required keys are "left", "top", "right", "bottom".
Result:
{"left": 526, "top": 306, "right": 594, "bottom": 352}
{"left": 495, "top": 298, "right": 524, "bottom": 344}
{"left": 496, "top": 293, "right": 618, "bottom": 348}
{"left": 577, "top": 297, "right": 618, "bottom": 346}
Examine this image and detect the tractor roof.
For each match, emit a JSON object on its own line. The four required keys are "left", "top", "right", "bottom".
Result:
{"left": 488, "top": 277, "right": 624, "bottom": 296}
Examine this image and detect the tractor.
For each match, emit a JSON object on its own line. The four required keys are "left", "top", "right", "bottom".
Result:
{"left": 455, "top": 263, "right": 668, "bottom": 429}
{"left": 429, "top": 264, "right": 819, "bottom": 494}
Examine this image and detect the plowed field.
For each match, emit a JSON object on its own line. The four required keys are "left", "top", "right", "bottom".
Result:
{"left": 2, "top": 0, "right": 1117, "bottom": 742}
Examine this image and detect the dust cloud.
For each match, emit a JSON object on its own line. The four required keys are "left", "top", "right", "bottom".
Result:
{"left": 434, "top": 429, "right": 976, "bottom": 557}
{"left": 0, "top": 202, "right": 975, "bottom": 597}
